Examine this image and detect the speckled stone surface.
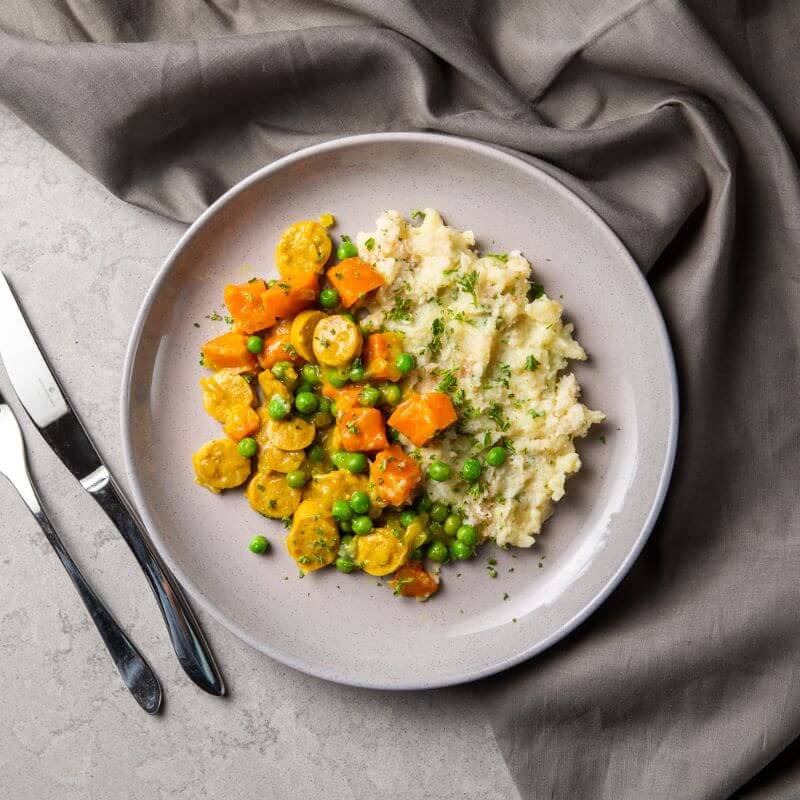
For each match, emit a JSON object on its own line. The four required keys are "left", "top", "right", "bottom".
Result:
{"left": 0, "top": 108, "right": 520, "bottom": 800}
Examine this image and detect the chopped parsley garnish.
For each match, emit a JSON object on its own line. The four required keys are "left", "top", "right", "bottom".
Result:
{"left": 385, "top": 294, "right": 412, "bottom": 322}
{"left": 524, "top": 354, "right": 539, "bottom": 371}
{"left": 410, "top": 210, "right": 426, "bottom": 221}
{"left": 428, "top": 317, "right": 444, "bottom": 358}
{"left": 529, "top": 408, "right": 544, "bottom": 419}
{"left": 393, "top": 577, "right": 414, "bottom": 596}
{"left": 527, "top": 281, "right": 545, "bottom": 301}
{"left": 208, "top": 311, "right": 222, "bottom": 321}
{"left": 364, "top": 237, "right": 375, "bottom": 251}
{"left": 437, "top": 370, "right": 458, "bottom": 393}
{"left": 284, "top": 343, "right": 297, "bottom": 357}
{"left": 487, "top": 403, "right": 510, "bottom": 431}
{"left": 224, "top": 315, "right": 234, "bottom": 325}
{"left": 458, "top": 270, "right": 479, "bottom": 306}
{"left": 486, "top": 253, "right": 509, "bottom": 262}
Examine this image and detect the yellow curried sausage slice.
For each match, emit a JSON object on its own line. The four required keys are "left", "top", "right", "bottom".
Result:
{"left": 264, "top": 417, "right": 316, "bottom": 451}
{"left": 258, "top": 440, "right": 305, "bottom": 474}
{"left": 201, "top": 369, "right": 255, "bottom": 423}
{"left": 257, "top": 372, "right": 292, "bottom": 404}
{"left": 275, "top": 220, "right": 332, "bottom": 278}
{"left": 290, "top": 310, "right": 326, "bottom": 362}
{"left": 303, "top": 469, "right": 370, "bottom": 505}
{"left": 193, "top": 439, "right": 252, "bottom": 493}
{"left": 312, "top": 315, "right": 363, "bottom": 366}
{"left": 286, "top": 507, "right": 339, "bottom": 572}
{"left": 246, "top": 471, "right": 301, "bottom": 518}
{"left": 355, "top": 525, "right": 421, "bottom": 576}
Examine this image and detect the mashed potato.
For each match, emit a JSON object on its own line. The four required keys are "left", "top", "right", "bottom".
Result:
{"left": 356, "top": 209, "right": 604, "bottom": 547}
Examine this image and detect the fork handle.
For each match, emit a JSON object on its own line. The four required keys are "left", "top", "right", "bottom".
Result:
{"left": 20, "top": 479, "right": 162, "bottom": 714}
{"left": 87, "top": 477, "right": 225, "bottom": 697}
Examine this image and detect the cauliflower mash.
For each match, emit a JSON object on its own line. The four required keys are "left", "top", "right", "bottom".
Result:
{"left": 192, "top": 209, "right": 603, "bottom": 600}
{"left": 356, "top": 209, "right": 604, "bottom": 547}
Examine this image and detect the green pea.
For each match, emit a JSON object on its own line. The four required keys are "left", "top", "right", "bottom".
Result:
{"left": 456, "top": 524, "right": 477, "bottom": 546}
{"left": 349, "top": 491, "right": 370, "bottom": 514}
{"left": 330, "top": 401, "right": 339, "bottom": 417}
{"left": 286, "top": 470, "right": 307, "bottom": 489}
{"left": 486, "top": 446, "right": 507, "bottom": 466}
{"left": 410, "top": 547, "right": 425, "bottom": 561}
{"left": 461, "top": 457, "right": 482, "bottom": 482}
{"left": 307, "top": 443, "right": 325, "bottom": 462}
{"left": 380, "top": 383, "right": 402, "bottom": 406}
{"left": 338, "top": 535, "right": 357, "bottom": 561}
{"left": 267, "top": 395, "right": 290, "bottom": 420}
{"left": 312, "top": 410, "right": 334, "bottom": 428}
{"left": 427, "top": 520, "right": 444, "bottom": 539}
{"left": 301, "top": 364, "right": 321, "bottom": 384}
{"left": 319, "top": 287, "right": 340, "bottom": 309}
{"left": 416, "top": 494, "right": 433, "bottom": 513}
{"left": 246, "top": 335, "right": 264, "bottom": 354}
{"left": 332, "top": 451, "right": 349, "bottom": 468}
{"left": 427, "top": 541, "right": 449, "bottom": 562}
{"left": 342, "top": 312, "right": 355, "bottom": 323}
{"left": 248, "top": 535, "right": 269, "bottom": 554}
{"left": 429, "top": 502, "right": 449, "bottom": 523}
{"left": 399, "top": 509, "right": 417, "bottom": 527}
{"left": 395, "top": 352, "right": 415, "bottom": 374}
{"left": 352, "top": 515, "right": 373, "bottom": 535}
{"left": 332, "top": 500, "right": 353, "bottom": 521}
{"left": 317, "top": 396, "right": 332, "bottom": 415}
{"left": 325, "top": 367, "right": 349, "bottom": 388}
{"left": 294, "top": 391, "right": 319, "bottom": 415}
{"left": 359, "top": 385, "right": 381, "bottom": 407}
{"left": 237, "top": 437, "right": 257, "bottom": 458}
{"left": 387, "top": 426, "right": 401, "bottom": 442}
{"left": 428, "top": 460, "right": 451, "bottom": 482}
{"left": 338, "top": 518, "right": 352, "bottom": 533}
{"left": 344, "top": 452, "right": 368, "bottom": 474}
{"left": 349, "top": 360, "right": 366, "bottom": 382}
{"left": 335, "top": 557, "right": 355, "bottom": 574}
{"left": 449, "top": 540, "right": 473, "bottom": 561}
{"left": 443, "top": 513, "right": 462, "bottom": 536}
{"left": 271, "top": 361, "right": 291, "bottom": 380}
{"left": 337, "top": 236, "right": 358, "bottom": 260}
{"left": 295, "top": 381, "right": 314, "bottom": 397}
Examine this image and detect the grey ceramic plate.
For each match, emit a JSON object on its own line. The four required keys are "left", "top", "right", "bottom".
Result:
{"left": 121, "top": 133, "right": 677, "bottom": 690}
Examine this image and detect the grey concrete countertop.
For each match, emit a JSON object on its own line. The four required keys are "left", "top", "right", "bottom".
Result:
{"left": 0, "top": 108, "right": 520, "bottom": 800}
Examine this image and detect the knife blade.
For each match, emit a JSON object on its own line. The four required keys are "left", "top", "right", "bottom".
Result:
{"left": 0, "top": 271, "right": 225, "bottom": 697}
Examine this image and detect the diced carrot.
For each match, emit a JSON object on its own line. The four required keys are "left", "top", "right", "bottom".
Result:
{"left": 258, "top": 319, "right": 304, "bottom": 369}
{"left": 263, "top": 272, "right": 319, "bottom": 321}
{"left": 370, "top": 445, "right": 422, "bottom": 506}
{"left": 339, "top": 407, "right": 388, "bottom": 452}
{"left": 363, "top": 332, "right": 404, "bottom": 381}
{"left": 201, "top": 332, "right": 257, "bottom": 371}
{"left": 321, "top": 384, "right": 361, "bottom": 411}
{"left": 389, "top": 561, "right": 440, "bottom": 599}
{"left": 387, "top": 391, "right": 458, "bottom": 447}
{"left": 225, "top": 274, "right": 319, "bottom": 334}
{"left": 326, "top": 257, "right": 384, "bottom": 307}
{"left": 222, "top": 405, "right": 260, "bottom": 442}
{"left": 224, "top": 280, "right": 275, "bottom": 334}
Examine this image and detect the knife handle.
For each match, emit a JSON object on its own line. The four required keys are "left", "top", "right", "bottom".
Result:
{"left": 19, "top": 477, "right": 162, "bottom": 714}
{"left": 86, "top": 473, "right": 225, "bottom": 697}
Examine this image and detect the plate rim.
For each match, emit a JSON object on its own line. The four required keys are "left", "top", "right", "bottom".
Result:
{"left": 120, "top": 131, "right": 679, "bottom": 690}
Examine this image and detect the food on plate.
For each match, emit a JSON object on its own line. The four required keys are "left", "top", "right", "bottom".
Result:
{"left": 192, "top": 210, "right": 604, "bottom": 599}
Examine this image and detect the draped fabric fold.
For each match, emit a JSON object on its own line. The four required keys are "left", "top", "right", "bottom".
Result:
{"left": 2, "top": 1, "right": 798, "bottom": 797}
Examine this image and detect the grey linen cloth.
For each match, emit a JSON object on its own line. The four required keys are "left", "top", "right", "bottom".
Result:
{"left": 2, "top": 1, "right": 799, "bottom": 797}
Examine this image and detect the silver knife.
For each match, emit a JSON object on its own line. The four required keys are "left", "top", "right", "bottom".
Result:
{"left": 0, "top": 272, "right": 225, "bottom": 697}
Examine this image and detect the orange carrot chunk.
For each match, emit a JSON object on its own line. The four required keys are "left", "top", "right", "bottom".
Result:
{"left": 224, "top": 280, "right": 276, "bottom": 334}
{"left": 389, "top": 562, "right": 440, "bottom": 599}
{"left": 339, "top": 407, "right": 389, "bottom": 452}
{"left": 363, "top": 332, "right": 404, "bottom": 381}
{"left": 201, "top": 331, "right": 258, "bottom": 371}
{"left": 258, "top": 319, "right": 304, "bottom": 369}
{"left": 370, "top": 445, "right": 422, "bottom": 507}
{"left": 326, "top": 257, "right": 384, "bottom": 308}
{"left": 262, "top": 272, "right": 319, "bottom": 321}
{"left": 387, "top": 391, "right": 457, "bottom": 447}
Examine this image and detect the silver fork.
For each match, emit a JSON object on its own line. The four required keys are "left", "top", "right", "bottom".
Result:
{"left": 0, "top": 390, "right": 161, "bottom": 713}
